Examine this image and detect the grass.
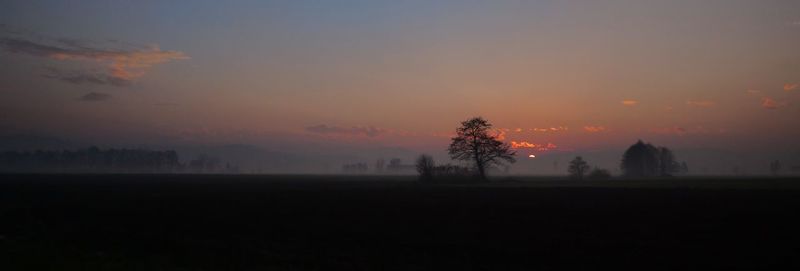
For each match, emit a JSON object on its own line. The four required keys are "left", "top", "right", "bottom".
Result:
{"left": 2, "top": 174, "right": 800, "bottom": 270}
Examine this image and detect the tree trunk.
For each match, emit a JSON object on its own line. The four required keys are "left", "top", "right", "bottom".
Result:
{"left": 475, "top": 159, "right": 487, "bottom": 181}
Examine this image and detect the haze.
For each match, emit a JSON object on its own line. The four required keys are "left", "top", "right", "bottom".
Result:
{"left": 1, "top": 0, "right": 799, "bottom": 174}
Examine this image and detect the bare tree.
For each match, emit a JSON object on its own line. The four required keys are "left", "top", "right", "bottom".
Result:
{"left": 415, "top": 154, "right": 435, "bottom": 182}
{"left": 568, "top": 156, "right": 590, "bottom": 180}
{"left": 448, "top": 117, "right": 516, "bottom": 180}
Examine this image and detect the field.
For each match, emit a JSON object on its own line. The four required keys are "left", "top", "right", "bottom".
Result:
{"left": 2, "top": 174, "right": 800, "bottom": 270}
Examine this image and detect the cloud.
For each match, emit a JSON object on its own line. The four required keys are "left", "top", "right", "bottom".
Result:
{"left": 761, "top": 97, "right": 786, "bottom": 109}
{"left": 784, "top": 83, "right": 798, "bottom": 91}
{"left": 530, "top": 126, "right": 568, "bottom": 132}
{"left": 746, "top": 89, "right": 761, "bottom": 95}
{"left": 583, "top": 126, "right": 607, "bottom": 133}
{"left": 621, "top": 100, "right": 638, "bottom": 106}
{"left": 494, "top": 129, "right": 507, "bottom": 140}
{"left": 510, "top": 141, "right": 557, "bottom": 151}
{"left": 78, "top": 92, "right": 111, "bottom": 102}
{"left": 42, "top": 67, "right": 131, "bottom": 86}
{"left": 305, "top": 124, "right": 386, "bottom": 137}
{"left": 0, "top": 31, "right": 188, "bottom": 86}
{"left": 686, "top": 100, "right": 716, "bottom": 108}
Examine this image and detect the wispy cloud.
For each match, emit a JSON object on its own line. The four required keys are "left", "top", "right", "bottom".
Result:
{"left": 784, "top": 83, "right": 798, "bottom": 91}
{"left": 78, "top": 92, "right": 111, "bottom": 102}
{"left": 42, "top": 67, "right": 130, "bottom": 86}
{"left": 746, "top": 89, "right": 761, "bottom": 95}
{"left": 621, "top": 100, "right": 638, "bottom": 106}
{"left": 0, "top": 29, "right": 188, "bottom": 86}
{"left": 686, "top": 100, "right": 716, "bottom": 108}
{"left": 761, "top": 97, "right": 786, "bottom": 109}
{"left": 530, "top": 126, "right": 568, "bottom": 133}
{"left": 306, "top": 124, "right": 386, "bottom": 137}
{"left": 583, "top": 126, "right": 607, "bottom": 133}
{"left": 494, "top": 129, "right": 508, "bottom": 140}
{"left": 510, "top": 141, "right": 557, "bottom": 151}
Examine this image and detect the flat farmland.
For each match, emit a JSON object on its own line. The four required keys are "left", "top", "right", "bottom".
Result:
{"left": 2, "top": 174, "right": 800, "bottom": 270}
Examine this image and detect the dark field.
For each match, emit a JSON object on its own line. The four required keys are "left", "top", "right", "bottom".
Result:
{"left": 2, "top": 175, "right": 800, "bottom": 270}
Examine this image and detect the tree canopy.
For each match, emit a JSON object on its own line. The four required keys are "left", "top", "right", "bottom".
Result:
{"left": 568, "top": 156, "right": 590, "bottom": 180}
{"left": 621, "top": 140, "right": 681, "bottom": 178}
{"left": 448, "top": 117, "right": 515, "bottom": 180}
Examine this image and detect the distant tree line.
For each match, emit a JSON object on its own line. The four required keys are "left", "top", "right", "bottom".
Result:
{"left": 411, "top": 117, "right": 698, "bottom": 182}
{"left": 342, "top": 158, "right": 418, "bottom": 174}
{"left": 621, "top": 140, "right": 687, "bottom": 178}
{"left": 0, "top": 147, "right": 237, "bottom": 173}
{"left": 566, "top": 156, "right": 611, "bottom": 180}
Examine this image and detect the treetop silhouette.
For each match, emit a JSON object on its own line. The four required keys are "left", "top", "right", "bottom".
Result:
{"left": 448, "top": 117, "right": 516, "bottom": 180}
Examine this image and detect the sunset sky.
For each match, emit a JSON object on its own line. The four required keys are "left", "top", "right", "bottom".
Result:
{"left": 1, "top": 1, "right": 799, "bottom": 173}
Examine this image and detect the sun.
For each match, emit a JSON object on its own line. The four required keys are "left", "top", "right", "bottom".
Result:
{"left": 528, "top": 154, "right": 536, "bottom": 158}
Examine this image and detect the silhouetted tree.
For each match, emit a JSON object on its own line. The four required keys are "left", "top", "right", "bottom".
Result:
{"left": 658, "top": 147, "right": 680, "bottom": 177}
{"left": 680, "top": 161, "right": 689, "bottom": 175}
{"left": 415, "top": 154, "right": 435, "bottom": 182}
{"left": 621, "top": 141, "right": 682, "bottom": 178}
{"left": 621, "top": 140, "right": 660, "bottom": 177}
{"left": 189, "top": 154, "right": 221, "bottom": 173}
{"left": 770, "top": 160, "right": 782, "bottom": 176}
{"left": 568, "top": 156, "right": 590, "bottom": 180}
{"left": 386, "top": 158, "right": 414, "bottom": 172}
{"left": 448, "top": 117, "right": 516, "bottom": 180}
{"left": 588, "top": 168, "right": 612, "bottom": 179}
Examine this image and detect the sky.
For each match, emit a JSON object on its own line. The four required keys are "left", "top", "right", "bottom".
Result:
{"left": 1, "top": 0, "right": 799, "bottom": 174}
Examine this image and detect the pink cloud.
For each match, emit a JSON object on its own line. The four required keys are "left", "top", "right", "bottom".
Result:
{"left": 510, "top": 141, "right": 558, "bottom": 151}
{"left": 785, "top": 83, "right": 798, "bottom": 91}
{"left": 621, "top": 100, "right": 638, "bottom": 106}
{"left": 0, "top": 35, "right": 188, "bottom": 85}
{"left": 494, "top": 129, "right": 508, "bottom": 140}
{"left": 686, "top": 100, "right": 716, "bottom": 108}
{"left": 530, "top": 126, "right": 568, "bottom": 133}
{"left": 761, "top": 97, "right": 786, "bottom": 109}
{"left": 583, "top": 126, "right": 607, "bottom": 133}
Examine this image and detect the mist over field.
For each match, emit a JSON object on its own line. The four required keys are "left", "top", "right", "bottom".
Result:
{"left": 2, "top": 1, "right": 800, "bottom": 270}
{"left": 1, "top": 133, "right": 798, "bottom": 175}
{"left": 2, "top": 1, "right": 799, "bottom": 177}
